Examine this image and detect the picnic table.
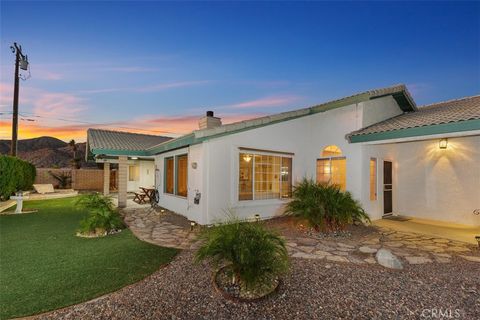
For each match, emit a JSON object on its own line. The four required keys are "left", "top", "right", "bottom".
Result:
{"left": 133, "top": 187, "right": 156, "bottom": 204}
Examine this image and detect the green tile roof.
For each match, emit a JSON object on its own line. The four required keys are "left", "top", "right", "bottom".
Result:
{"left": 147, "top": 84, "right": 415, "bottom": 155}
{"left": 348, "top": 95, "right": 480, "bottom": 143}
{"left": 87, "top": 129, "right": 172, "bottom": 157}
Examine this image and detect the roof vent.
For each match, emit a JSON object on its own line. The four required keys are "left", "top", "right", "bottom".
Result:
{"left": 199, "top": 110, "right": 222, "bottom": 130}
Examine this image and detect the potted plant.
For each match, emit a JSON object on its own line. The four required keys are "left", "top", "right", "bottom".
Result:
{"left": 195, "top": 216, "right": 289, "bottom": 301}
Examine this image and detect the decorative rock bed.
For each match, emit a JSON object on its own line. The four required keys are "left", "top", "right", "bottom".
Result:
{"left": 213, "top": 265, "right": 280, "bottom": 302}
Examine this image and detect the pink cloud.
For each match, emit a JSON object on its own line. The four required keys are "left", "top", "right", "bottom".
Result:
{"left": 134, "top": 80, "right": 211, "bottom": 93}
{"left": 226, "top": 95, "right": 302, "bottom": 109}
{"left": 33, "top": 92, "right": 86, "bottom": 117}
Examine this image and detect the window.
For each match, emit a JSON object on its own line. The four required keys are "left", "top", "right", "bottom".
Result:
{"left": 165, "top": 157, "right": 174, "bottom": 194}
{"left": 316, "top": 145, "right": 346, "bottom": 191}
{"left": 128, "top": 165, "right": 140, "bottom": 181}
{"left": 239, "top": 152, "right": 292, "bottom": 201}
{"left": 164, "top": 155, "right": 188, "bottom": 197}
{"left": 176, "top": 155, "right": 188, "bottom": 197}
{"left": 370, "top": 158, "right": 377, "bottom": 201}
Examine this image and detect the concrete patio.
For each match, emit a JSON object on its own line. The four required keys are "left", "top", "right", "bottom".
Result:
{"left": 374, "top": 217, "right": 480, "bottom": 245}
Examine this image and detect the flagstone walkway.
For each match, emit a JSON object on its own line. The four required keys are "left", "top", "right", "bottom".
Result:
{"left": 122, "top": 207, "right": 199, "bottom": 249}
{"left": 122, "top": 207, "right": 480, "bottom": 266}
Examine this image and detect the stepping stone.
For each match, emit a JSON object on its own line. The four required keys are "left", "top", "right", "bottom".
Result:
{"left": 286, "top": 242, "right": 298, "bottom": 247}
{"left": 347, "top": 256, "right": 366, "bottom": 264}
{"left": 337, "top": 243, "right": 355, "bottom": 249}
{"left": 447, "top": 246, "right": 471, "bottom": 252}
{"left": 433, "top": 253, "right": 452, "bottom": 258}
{"left": 332, "top": 251, "right": 349, "bottom": 256}
{"left": 405, "top": 256, "right": 432, "bottom": 264}
{"left": 376, "top": 248, "right": 403, "bottom": 270}
{"left": 296, "top": 245, "right": 316, "bottom": 253}
{"left": 292, "top": 252, "right": 323, "bottom": 260}
{"left": 433, "top": 238, "right": 450, "bottom": 243}
{"left": 364, "top": 257, "right": 376, "bottom": 264}
{"left": 296, "top": 237, "right": 318, "bottom": 246}
{"left": 434, "top": 257, "right": 451, "bottom": 263}
{"left": 459, "top": 255, "right": 480, "bottom": 263}
{"left": 314, "top": 250, "right": 332, "bottom": 256}
{"left": 383, "top": 241, "right": 404, "bottom": 248}
{"left": 315, "top": 244, "right": 336, "bottom": 251}
{"left": 326, "top": 255, "right": 349, "bottom": 263}
{"left": 359, "top": 246, "right": 378, "bottom": 254}
{"left": 336, "top": 247, "right": 354, "bottom": 252}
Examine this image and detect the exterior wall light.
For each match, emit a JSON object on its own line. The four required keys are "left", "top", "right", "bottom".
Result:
{"left": 131, "top": 156, "right": 138, "bottom": 160}
{"left": 439, "top": 139, "right": 448, "bottom": 149}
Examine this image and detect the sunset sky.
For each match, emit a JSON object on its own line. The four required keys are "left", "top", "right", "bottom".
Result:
{"left": 0, "top": 1, "right": 479, "bottom": 142}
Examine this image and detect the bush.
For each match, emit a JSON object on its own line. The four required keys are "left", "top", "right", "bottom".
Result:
{"left": 75, "top": 193, "right": 124, "bottom": 234}
{"left": 285, "top": 178, "right": 370, "bottom": 231}
{"left": 0, "top": 156, "right": 36, "bottom": 200}
{"left": 195, "top": 216, "right": 289, "bottom": 290}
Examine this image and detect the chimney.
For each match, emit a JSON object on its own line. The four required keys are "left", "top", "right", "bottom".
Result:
{"left": 199, "top": 110, "right": 222, "bottom": 130}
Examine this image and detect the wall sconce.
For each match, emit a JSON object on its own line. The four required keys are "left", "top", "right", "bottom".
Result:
{"left": 243, "top": 154, "right": 252, "bottom": 162}
{"left": 439, "top": 138, "right": 448, "bottom": 149}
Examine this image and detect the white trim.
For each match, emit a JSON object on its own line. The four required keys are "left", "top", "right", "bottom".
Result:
{"left": 357, "top": 130, "right": 480, "bottom": 145}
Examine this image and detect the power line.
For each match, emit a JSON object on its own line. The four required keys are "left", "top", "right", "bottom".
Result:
{"left": 0, "top": 111, "right": 179, "bottom": 135}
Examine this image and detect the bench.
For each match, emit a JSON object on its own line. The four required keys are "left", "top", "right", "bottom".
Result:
{"left": 33, "top": 184, "right": 55, "bottom": 194}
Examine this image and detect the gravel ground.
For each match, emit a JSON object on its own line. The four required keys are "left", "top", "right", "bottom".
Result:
{"left": 34, "top": 250, "right": 479, "bottom": 320}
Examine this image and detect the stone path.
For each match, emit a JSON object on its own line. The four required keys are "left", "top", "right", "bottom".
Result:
{"left": 123, "top": 207, "right": 198, "bottom": 249}
{"left": 285, "top": 227, "right": 480, "bottom": 266}
{"left": 123, "top": 207, "right": 479, "bottom": 266}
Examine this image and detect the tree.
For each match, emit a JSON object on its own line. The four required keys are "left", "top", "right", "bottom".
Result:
{"left": 69, "top": 139, "right": 81, "bottom": 169}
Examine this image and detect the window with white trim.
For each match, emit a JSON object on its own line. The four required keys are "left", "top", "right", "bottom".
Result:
{"left": 239, "top": 152, "right": 292, "bottom": 201}
{"left": 316, "top": 145, "right": 346, "bottom": 191}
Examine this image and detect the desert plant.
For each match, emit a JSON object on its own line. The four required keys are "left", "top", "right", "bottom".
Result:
{"left": 285, "top": 178, "right": 370, "bottom": 231}
{"left": 49, "top": 171, "right": 72, "bottom": 189}
{"left": 195, "top": 216, "right": 289, "bottom": 290}
{"left": 0, "top": 156, "right": 36, "bottom": 200}
{"left": 76, "top": 193, "right": 124, "bottom": 234}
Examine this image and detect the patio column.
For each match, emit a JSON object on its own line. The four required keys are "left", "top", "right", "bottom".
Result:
{"left": 103, "top": 162, "right": 110, "bottom": 196}
{"left": 118, "top": 156, "right": 128, "bottom": 208}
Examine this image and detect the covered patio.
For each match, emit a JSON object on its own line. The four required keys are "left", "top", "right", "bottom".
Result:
{"left": 86, "top": 129, "right": 171, "bottom": 208}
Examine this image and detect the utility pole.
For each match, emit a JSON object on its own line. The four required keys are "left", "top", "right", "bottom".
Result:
{"left": 10, "top": 43, "right": 29, "bottom": 157}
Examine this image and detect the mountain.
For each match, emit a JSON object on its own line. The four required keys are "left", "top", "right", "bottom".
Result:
{"left": 0, "top": 136, "right": 96, "bottom": 168}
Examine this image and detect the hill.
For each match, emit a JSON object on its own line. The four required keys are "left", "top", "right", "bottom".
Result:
{"left": 0, "top": 137, "right": 95, "bottom": 168}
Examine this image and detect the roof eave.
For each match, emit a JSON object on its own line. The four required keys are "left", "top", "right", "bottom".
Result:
{"left": 349, "top": 119, "right": 480, "bottom": 143}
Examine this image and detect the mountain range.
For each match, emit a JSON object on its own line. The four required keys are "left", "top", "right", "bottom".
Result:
{"left": 0, "top": 136, "right": 96, "bottom": 168}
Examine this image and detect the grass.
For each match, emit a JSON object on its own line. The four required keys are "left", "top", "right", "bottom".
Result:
{"left": 0, "top": 197, "right": 178, "bottom": 319}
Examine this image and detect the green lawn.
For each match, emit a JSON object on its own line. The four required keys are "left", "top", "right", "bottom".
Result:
{"left": 0, "top": 197, "right": 178, "bottom": 319}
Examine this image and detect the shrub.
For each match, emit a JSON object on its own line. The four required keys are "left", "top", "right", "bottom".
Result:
{"left": 76, "top": 193, "right": 124, "bottom": 234}
{"left": 49, "top": 171, "right": 72, "bottom": 189}
{"left": 195, "top": 216, "right": 289, "bottom": 290}
{"left": 285, "top": 178, "right": 370, "bottom": 231}
{"left": 0, "top": 156, "right": 36, "bottom": 200}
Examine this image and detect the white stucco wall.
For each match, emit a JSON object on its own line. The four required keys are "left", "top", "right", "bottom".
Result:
{"left": 126, "top": 160, "right": 155, "bottom": 192}
{"left": 364, "top": 136, "right": 480, "bottom": 226}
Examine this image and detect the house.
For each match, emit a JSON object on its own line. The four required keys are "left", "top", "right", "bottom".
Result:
{"left": 86, "top": 84, "right": 480, "bottom": 226}
{"left": 86, "top": 129, "right": 171, "bottom": 199}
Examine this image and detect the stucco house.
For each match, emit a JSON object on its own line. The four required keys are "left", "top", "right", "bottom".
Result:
{"left": 86, "top": 84, "right": 480, "bottom": 226}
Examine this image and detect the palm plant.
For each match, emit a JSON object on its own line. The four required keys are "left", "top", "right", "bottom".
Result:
{"left": 195, "top": 216, "right": 289, "bottom": 290}
{"left": 49, "top": 171, "right": 72, "bottom": 189}
{"left": 76, "top": 193, "right": 124, "bottom": 234}
{"left": 69, "top": 139, "right": 81, "bottom": 169}
{"left": 285, "top": 178, "right": 370, "bottom": 231}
